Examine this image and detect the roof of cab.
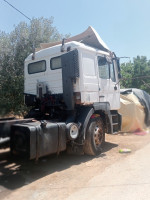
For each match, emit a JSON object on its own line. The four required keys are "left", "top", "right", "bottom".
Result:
{"left": 25, "top": 26, "right": 111, "bottom": 62}
{"left": 25, "top": 40, "right": 110, "bottom": 62}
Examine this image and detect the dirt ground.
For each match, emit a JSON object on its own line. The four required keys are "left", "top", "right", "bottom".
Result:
{"left": 0, "top": 130, "right": 150, "bottom": 200}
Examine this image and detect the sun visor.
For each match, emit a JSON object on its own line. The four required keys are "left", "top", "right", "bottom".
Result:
{"left": 37, "top": 26, "right": 110, "bottom": 52}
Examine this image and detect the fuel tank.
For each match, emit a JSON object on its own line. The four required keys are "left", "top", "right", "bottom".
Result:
{"left": 10, "top": 120, "right": 67, "bottom": 160}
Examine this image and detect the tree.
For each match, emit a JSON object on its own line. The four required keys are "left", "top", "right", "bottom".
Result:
{"left": 120, "top": 56, "right": 150, "bottom": 94}
{"left": 0, "top": 17, "right": 68, "bottom": 116}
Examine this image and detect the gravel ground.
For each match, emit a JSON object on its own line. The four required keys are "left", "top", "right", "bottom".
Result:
{"left": 0, "top": 129, "right": 150, "bottom": 200}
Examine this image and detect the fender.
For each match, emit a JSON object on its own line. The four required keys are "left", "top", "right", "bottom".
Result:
{"left": 93, "top": 102, "right": 113, "bottom": 134}
{"left": 76, "top": 106, "right": 94, "bottom": 142}
{"left": 77, "top": 102, "right": 113, "bottom": 142}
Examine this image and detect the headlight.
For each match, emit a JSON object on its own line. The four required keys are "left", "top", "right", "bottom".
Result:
{"left": 66, "top": 123, "right": 79, "bottom": 140}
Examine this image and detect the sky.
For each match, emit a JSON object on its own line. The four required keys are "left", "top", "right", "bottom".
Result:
{"left": 0, "top": 0, "right": 150, "bottom": 62}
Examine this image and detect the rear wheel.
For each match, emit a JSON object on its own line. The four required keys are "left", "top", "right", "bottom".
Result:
{"left": 83, "top": 117, "right": 105, "bottom": 156}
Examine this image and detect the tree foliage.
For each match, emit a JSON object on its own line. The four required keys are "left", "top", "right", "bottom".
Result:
{"left": 0, "top": 18, "right": 149, "bottom": 116}
{"left": 0, "top": 17, "right": 67, "bottom": 116}
{"left": 120, "top": 56, "right": 150, "bottom": 94}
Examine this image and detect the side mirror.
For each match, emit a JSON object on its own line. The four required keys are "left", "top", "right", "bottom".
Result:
{"left": 118, "top": 73, "right": 122, "bottom": 79}
{"left": 117, "top": 59, "right": 122, "bottom": 79}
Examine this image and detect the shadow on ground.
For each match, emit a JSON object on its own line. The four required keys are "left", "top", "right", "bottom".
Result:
{"left": 0, "top": 141, "right": 118, "bottom": 191}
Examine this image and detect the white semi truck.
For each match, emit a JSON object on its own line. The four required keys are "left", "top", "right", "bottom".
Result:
{"left": 1, "top": 26, "right": 122, "bottom": 159}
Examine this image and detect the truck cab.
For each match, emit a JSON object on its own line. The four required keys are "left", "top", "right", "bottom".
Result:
{"left": 24, "top": 41, "right": 121, "bottom": 113}
{"left": 11, "top": 27, "right": 122, "bottom": 159}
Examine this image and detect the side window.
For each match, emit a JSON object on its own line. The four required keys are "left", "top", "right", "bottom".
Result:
{"left": 50, "top": 56, "right": 61, "bottom": 70}
{"left": 98, "top": 56, "right": 109, "bottom": 79}
{"left": 110, "top": 63, "right": 116, "bottom": 82}
{"left": 28, "top": 60, "right": 46, "bottom": 74}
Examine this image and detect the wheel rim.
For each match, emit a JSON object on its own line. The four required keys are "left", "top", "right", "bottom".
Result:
{"left": 94, "top": 124, "right": 103, "bottom": 147}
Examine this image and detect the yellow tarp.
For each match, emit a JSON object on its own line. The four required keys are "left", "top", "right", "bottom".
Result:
{"left": 119, "top": 93, "right": 146, "bottom": 132}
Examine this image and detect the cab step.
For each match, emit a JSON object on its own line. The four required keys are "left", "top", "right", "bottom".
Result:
{"left": 109, "top": 111, "right": 122, "bottom": 134}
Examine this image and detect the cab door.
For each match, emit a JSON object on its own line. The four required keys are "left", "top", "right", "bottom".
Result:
{"left": 97, "top": 56, "right": 120, "bottom": 110}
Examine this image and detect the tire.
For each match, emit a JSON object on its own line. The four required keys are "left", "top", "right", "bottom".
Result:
{"left": 83, "top": 117, "right": 105, "bottom": 156}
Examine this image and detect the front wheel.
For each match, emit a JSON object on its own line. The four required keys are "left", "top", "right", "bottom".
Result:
{"left": 83, "top": 117, "right": 105, "bottom": 156}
